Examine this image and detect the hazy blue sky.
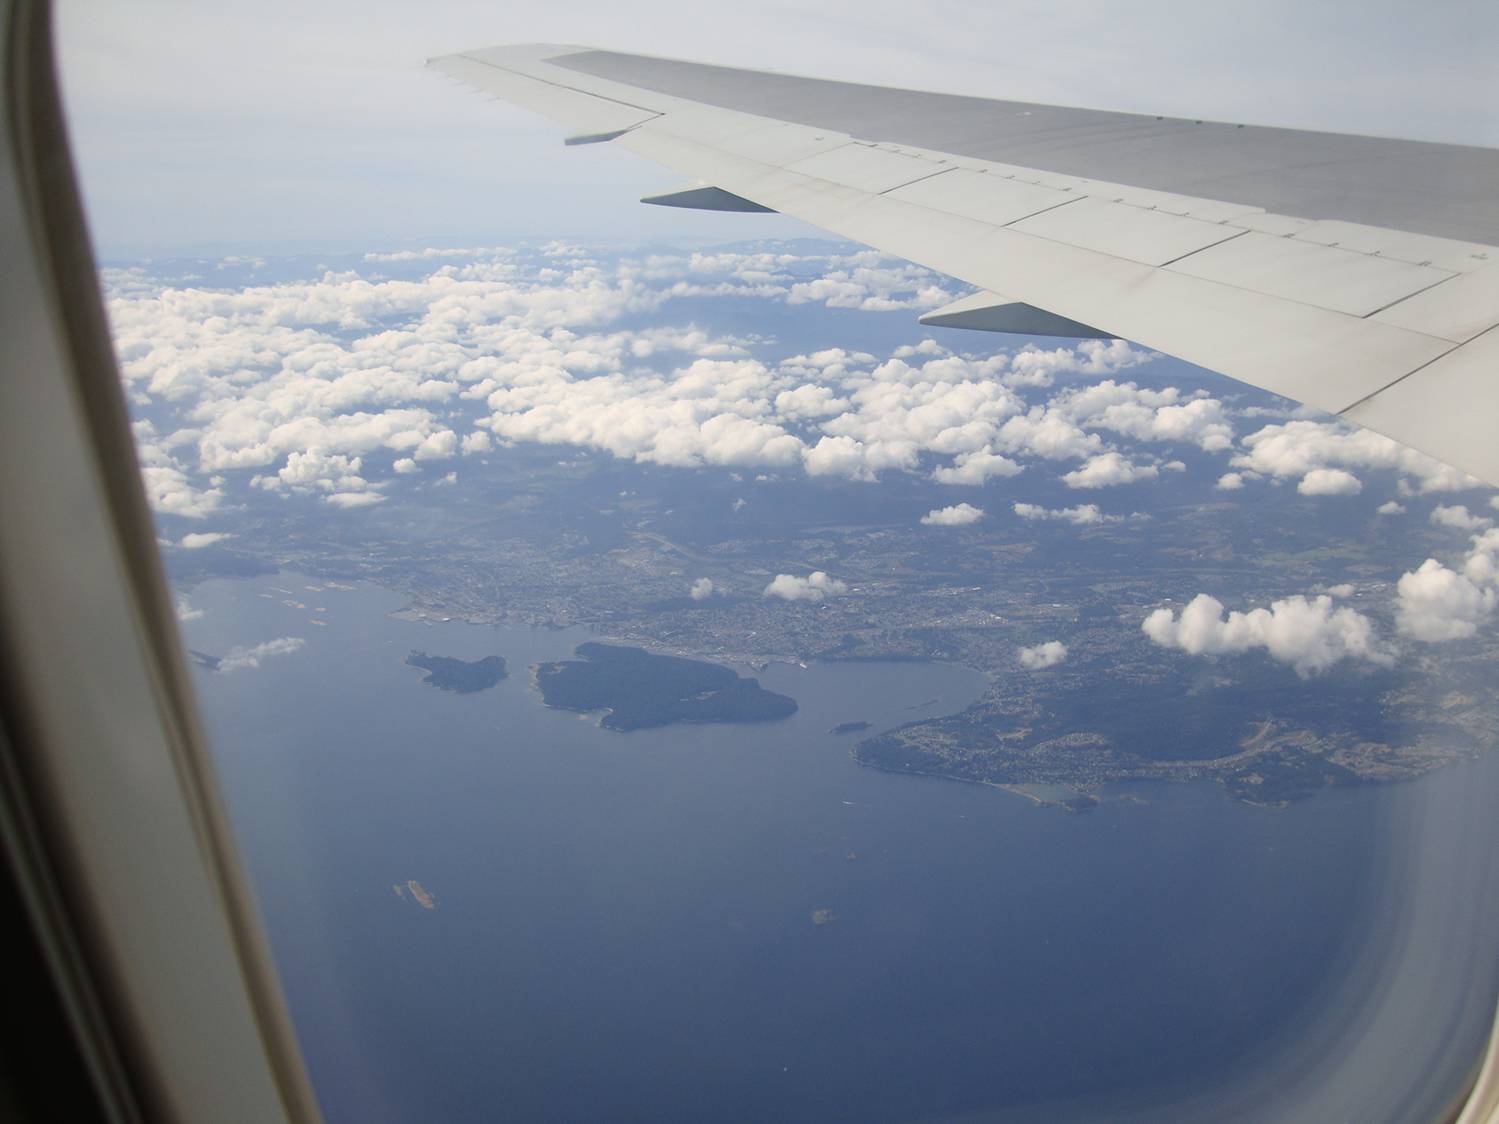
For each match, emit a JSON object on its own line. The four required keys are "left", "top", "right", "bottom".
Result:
{"left": 56, "top": 0, "right": 1499, "bottom": 256}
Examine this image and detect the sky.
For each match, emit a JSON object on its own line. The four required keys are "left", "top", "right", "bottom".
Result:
{"left": 55, "top": 0, "right": 1499, "bottom": 257}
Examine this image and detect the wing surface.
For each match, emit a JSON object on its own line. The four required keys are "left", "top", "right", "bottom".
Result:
{"left": 431, "top": 45, "right": 1499, "bottom": 487}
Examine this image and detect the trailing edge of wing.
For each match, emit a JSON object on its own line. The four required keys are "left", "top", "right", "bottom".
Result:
{"left": 430, "top": 44, "right": 1499, "bottom": 487}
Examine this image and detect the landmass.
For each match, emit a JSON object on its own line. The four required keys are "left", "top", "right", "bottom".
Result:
{"left": 194, "top": 424, "right": 1499, "bottom": 808}
{"left": 406, "top": 651, "right": 508, "bottom": 693}
{"left": 830, "top": 721, "right": 871, "bottom": 735}
{"left": 394, "top": 880, "right": 437, "bottom": 910}
{"left": 534, "top": 643, "right": 797, "bottom": 731}
{"left": 855, "top": 667, "right": 1495, "bottom": 807}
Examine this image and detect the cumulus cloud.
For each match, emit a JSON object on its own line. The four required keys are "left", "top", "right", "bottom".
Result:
{"left": 1233, "top": 420, "right": 1483, "bottom": 495}
{"left": 1430, "top": 504, "right": 1492, "bottom": 531}
{"left": 1395, "top": 529, "right": 1499, "bottom": 642}
{"left": 921, "top": 503, "right": 984, "bottom": 527}
{"left": 217, "top": 636, "right": 306, "bottom": 672}
{"left": 1297, "top": 468, "right": 1362, "bottom": 496}
{"left": 175, "top": 596, "right": 204, "bottom": 622}
{"left": 1013, "top": 502, "right": 1123, "bottom": 525}
{"left": 1216, "top": 473, "right": 1245, "bottom": 491}
{"left": 763, "top": 571, "right": 849, "bottom": 603}
{"left": 1142, "top": 593, "right": 1391, "bottom": 677}
{"left": 179, "top": 532, "right": 231, "bottom": 549}
{"left": 784, "top": 256, "right": 953, "bottom": 311}
{"left": 1017, "top": 641, "right": 1068, "bottom": 669}
{"left": 689, "top": 577, "right": 716, "bottom": 601}
{"left": 1378, "top": 501, "right": 1407, "bottom": 515}
{"left": 1052, "top": 380, "right": 1232, "bottom": 451}
{"left": 932, "top": 450, "right": 1024, "bottom": 485}
{"left": 1061, "top": 452, "right": 1159, "bottom": 489}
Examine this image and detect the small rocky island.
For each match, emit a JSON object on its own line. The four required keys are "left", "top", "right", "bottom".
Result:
{"left": 406, "top": 651, "right": 508, "bottom": 693}
{"left": 831, "top": 721, "right": 871, "bottom": 735}
{"left": 535, "top": 642, "right": 797, "bottom": 731}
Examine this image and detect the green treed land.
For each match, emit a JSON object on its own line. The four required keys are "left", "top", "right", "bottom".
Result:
{"left": 536, "top": 643, "right": 797, "bottom": 731}
{"left": 406, "top": 651, "right": 509, "bottom": 693}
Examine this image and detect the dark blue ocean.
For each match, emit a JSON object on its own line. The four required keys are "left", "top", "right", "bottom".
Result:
{"left": 184, "top": 573, "right": 1499, "bottom": 1123}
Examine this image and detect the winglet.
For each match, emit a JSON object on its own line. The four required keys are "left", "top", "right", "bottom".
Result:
{"left": 919, "top": 291, "right": 1115, "bottom": 340}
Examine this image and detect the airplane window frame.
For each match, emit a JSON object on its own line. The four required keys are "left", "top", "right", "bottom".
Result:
{"left": 3, "top": 0, "right": 1498, "bottom": 1120}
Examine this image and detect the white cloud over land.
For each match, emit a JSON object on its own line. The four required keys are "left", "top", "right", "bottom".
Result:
{"left": 763, "top": 572, "right": 849, "bottom": 603}
{"left": 1017, "top": 641, "right": 1068, "bottom": 669}
{"left": 1142, "top": 593, "right": 1391, "bottom": 677}
{"left": 921, "top": 503, "right": 984, "bottom": 527}
{"left": 1395, "top": 529, "right": 1499, "bottom": 642}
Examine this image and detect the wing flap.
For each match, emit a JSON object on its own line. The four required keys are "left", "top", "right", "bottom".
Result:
{"left": 1346, "top": 326, "right": 1499, "bottom": 486}
{"left": 1163, "top": 232, "right": 1455, "bottom": 318}
{"left": 1371, "top": 263, "right": 1499, "bottom": 343}
{"left": 1003, "top": 195, "right": 1247, "bottom": 267}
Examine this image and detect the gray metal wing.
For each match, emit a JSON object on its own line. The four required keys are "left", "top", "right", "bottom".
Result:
{"left": 431, "top": 45, "right": 1499, "bottom": 487}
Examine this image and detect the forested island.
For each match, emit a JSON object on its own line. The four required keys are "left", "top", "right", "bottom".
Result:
{"left": 406, "top": 651, "right": 509, "bottom": 693}
{"left": 535, "top": 643, "right": 797, "bottom": 731}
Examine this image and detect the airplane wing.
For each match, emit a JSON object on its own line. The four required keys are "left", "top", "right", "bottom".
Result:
{"left": 430, "top": 45, "right": 1499, "bottom": 488}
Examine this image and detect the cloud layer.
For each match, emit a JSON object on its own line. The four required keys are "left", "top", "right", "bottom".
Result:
{"left": 106, "top": 245, "right": 1234, "bottom": 521}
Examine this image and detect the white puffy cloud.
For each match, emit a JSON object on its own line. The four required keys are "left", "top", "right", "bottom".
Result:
{"left": 179, "top": 531, "right": 231, "bottom": 549}
{"left": 1378, "top": 500, "right": 1407, "bottom": 515}
{"left": 763, "top": 571, "right": 849, "bottom": 603}
{"left": 217, "top": 636, "right": 306, "bottom": 672}
{"left": 932, "top": 450, "right": 1024, "bottom": 485}
{"left": 1017, "top": 641, "right": 1068, "bottom": 669}
{"left": 994, "top": 408, "right": 1103, "bottom": 462}
{"left": 785, "top": 257, "right": 953, "bottom": 311}
{"left": 1013, "top": 502, "right": 1122, "bottom": 525}
{"left": 1142, "top": 593, "right": 1391, "bottom": 677}
{"left": 1052, "top": 380, "right": 1232, "bottom": 451}
{"left": 689, "top": 577, "right": 716, "bottom": 601}
{"left": 175, "top": 596, "right": 204, "bottom": 621}
{"left": 1061, "top": 452, "right": 1159, "bottom": 489}
{"left": 1216, "top": 472, "right": 1245, "bottom": 491}
{"left": 1233, "top": 420, "right": 1483, "bottom": 494}
{"left": 1297, "top": 468, "right": 1362, "bottom": 496}
{"left": 1430, "top": 504, "right": 1492, "bottom": 531}
{"left": 1004, "top": 340, "right": 1151, "bottom": 388}
{"left": 1395, "top": 529, "right": 1499, "bottom": 642}
{"left": 921, "top": 503, "right": 984, "bottom": 526}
